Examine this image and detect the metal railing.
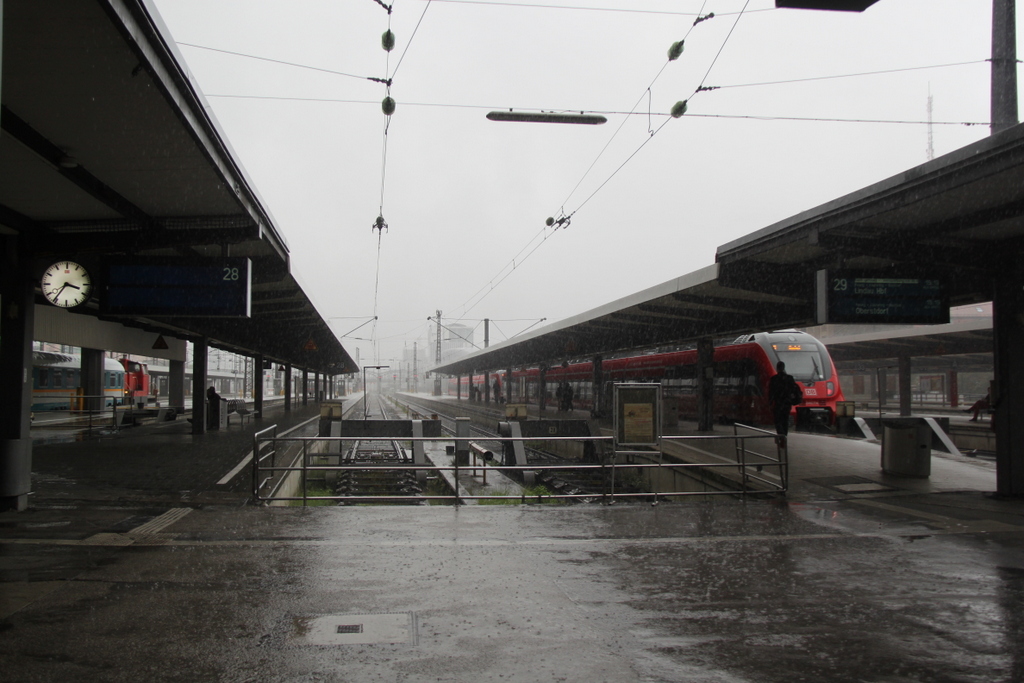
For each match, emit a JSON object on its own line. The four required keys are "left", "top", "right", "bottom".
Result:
{"left": 250, "top": 425, "right": 786, "bottom": 506}
{"left": 32, "top": 394, "right": 135, "bottom": 435}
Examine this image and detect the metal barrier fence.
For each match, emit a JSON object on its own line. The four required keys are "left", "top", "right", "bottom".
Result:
{"left": 251, "top": 424, "right": 787, "bottom": 506}
{"left": 32, "top": 394, "right": 134, "bottom": 435}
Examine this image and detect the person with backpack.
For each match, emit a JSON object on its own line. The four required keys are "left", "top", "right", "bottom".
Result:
{"left": 768, "top": 361, "right": 802, "bottom": 442}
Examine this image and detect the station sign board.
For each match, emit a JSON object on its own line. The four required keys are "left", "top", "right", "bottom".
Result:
{"left": 101, "top": 257, "right": 252, "bottom": 317}
{"left": 816, "top": 269, "right": 949, "bottom": 325}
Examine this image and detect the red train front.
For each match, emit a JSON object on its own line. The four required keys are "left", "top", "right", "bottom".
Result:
{"left": 119, "top": 357, "right": 150, "bottom": 406}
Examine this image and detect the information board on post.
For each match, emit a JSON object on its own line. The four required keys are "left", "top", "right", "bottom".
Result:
{"left": 613, "top": 383, "right": 662, "bottom": 450}
{"left": 101, "top": 257, "right": 252, "bottom": 318}
{"left": 816, "top": 269, "right": 949, "bottom": 325}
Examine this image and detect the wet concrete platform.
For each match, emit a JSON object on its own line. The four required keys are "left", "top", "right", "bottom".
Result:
{"left": 2, "top": 399, "right": 1023, "bottom": 682}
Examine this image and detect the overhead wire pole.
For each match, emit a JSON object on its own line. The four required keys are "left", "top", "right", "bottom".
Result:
{"left": 991, "top": 0, "right": 1018, "bottom": 134}
{"left": 434, "top": 309, "right": 442, "bottom": 395}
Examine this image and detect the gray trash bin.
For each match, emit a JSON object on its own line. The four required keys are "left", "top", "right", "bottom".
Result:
{"left": 881, "top": 421, "right": 931, "bottom": 477}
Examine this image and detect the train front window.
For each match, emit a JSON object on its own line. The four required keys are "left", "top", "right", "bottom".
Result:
{"left": 771, "top": 342, "right": 832, "bottom": 382}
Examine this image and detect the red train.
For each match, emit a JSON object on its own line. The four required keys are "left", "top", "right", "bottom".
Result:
{"left": 119, "top": 357, "right": 150, "bottom": 406}
{"left": 447, "top": 330, "right": 845, "bottom": 427}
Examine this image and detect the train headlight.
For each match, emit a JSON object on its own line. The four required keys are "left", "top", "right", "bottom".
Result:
{"left": 826, "top": 381, "right": 835, "bottom": 397}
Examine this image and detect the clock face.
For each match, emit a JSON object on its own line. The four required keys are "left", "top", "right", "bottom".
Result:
{"left": 41, "top": 261, "right": 93, "bottom": 309}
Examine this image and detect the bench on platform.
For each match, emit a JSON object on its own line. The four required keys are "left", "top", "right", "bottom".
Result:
{"left": 226, "top": 399, "right": 253, "bottom": 426}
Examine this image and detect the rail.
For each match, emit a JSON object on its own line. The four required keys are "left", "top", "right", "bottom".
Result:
{"left": 250, "top": 424, "right": 786, "bottom": 506}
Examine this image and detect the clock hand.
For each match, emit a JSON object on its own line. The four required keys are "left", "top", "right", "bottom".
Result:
{"left": 65, "top": 283, "right": 80, "bottom": 290}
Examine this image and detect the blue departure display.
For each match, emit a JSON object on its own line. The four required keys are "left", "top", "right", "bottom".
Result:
{"left": 818, "top": 270, "right": 949, "bottom": 325}
{"left": 102, "top": 258, "right": 251, "bottom": 317}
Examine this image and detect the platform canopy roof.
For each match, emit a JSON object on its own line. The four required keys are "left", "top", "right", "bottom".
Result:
{"left": 820, "top": 318, "right": 994, "bottom": 373}
{"left": 0, "top": 0, "right": 356, "bottom": 374}
{"left": 435, "top": 122, "right": 1024, "bottom": 377}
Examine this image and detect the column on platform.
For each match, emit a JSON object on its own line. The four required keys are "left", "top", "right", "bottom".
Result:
{"left": 539, "top": 366, "right": 547, "bottom": 412}
{"left": 898, "top": 355, "right": 912, "bottom": 417}
{"left": 0, "top": 235, "right": 35, "bottom": 512}
{"left": 284, "top": 364, "right": 292, "bottom": 413}
{"left": 253, "top": 355, "right": 264, "bottom": 419}
{"left": 169, "top": 359, "right": 186, "bottom": 412}
{"left": 80, "top": 348, "right": 105, "bottom": 412}
{"left": 994, "top": 270, "right": 1024, "bottom": 496}
{"left": 697, "top": 337, "right": 714, "bottom": 432}
{"left": 192, "top": 338, "right": 208, "bottom": 435}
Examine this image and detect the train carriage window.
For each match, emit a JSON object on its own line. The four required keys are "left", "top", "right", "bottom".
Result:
{"left": 53, "top": 370, "right": 63, "bottom": 388}
{"left": 663, "top": 363, "right": 696, "bottom": 395}
{"left": 38, "top": 368, "right": 50, "bottom": 388}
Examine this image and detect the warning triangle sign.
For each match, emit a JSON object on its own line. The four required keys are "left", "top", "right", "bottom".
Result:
{"left": 304, "top": 338, "right": 318, "bottom": 351}
{"left": 152, "top": 335, "right": 169, "bottom": 350}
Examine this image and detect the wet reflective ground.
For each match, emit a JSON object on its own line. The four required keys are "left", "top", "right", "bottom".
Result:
{"left": 2, "top": 496, "right": 1023, "bottom": 682}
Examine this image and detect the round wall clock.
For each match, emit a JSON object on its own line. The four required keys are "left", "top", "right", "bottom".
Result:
{"left": 41, "top": 261, "right": 93, "bottom": 308}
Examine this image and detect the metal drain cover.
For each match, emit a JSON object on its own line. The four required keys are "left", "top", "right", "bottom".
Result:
{"left": 291, "top": 612, "right": 417, "bottom": 645}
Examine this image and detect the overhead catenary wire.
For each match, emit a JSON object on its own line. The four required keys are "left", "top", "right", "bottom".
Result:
{"left": 565, "top": 0, "right": 752, "bottom": 218}
{"left": 176, "top": 42, "right": 378, "bottom": 83}
{"left": 448, "top": 4, "right": 729, "bottom": 320}
{"left": 560, "top": 0, "right": 712, "bottom": 211}
{"left": 179, "top": 13, "right": 988, "bottom": 358}
{"left": 200, "top": 92, "right": 990, "bottom": 126}
{"left": 411, "top": 0, "right": 774, "bottom": 18}
{"left": 370, "top": 0, "right": 397, "bottom": 360}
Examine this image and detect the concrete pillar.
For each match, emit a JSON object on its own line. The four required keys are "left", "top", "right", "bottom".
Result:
{"left": 506, "top": 367, "right": 513, "bottom": 403}
{"left": 456, "top": 374, "right": 461, "bottom": 400}
{"left": 284, "top": 364, "right": 292, "bottom": 413}
{"left": 192, "top": 337, "right": 208, "bottom": 435}
{"left": 539, "top": 366, "right": 548, "bottom": 413}
{"left": 592, "top": 355, "right": 603, "bottom": 418}
{"left": 169, "top": 359, "right": 186, "bottom": 412}
{"left": 484, "top": 372, "right": 491, "bottom": 404}
{"left": 697, "top": 337, "right": 714, "bottom": 432}
{"left": 877, "top": 367, "right": 887, "bottom": 409}
{"left": 898, "top": 355, "right": 912, "bottom": 417}
{"left": 302, "top": 368, "right": 309, "bottom": 407}
{"left": 994, "top": 270, "right": 1024, "bottom": 496}
{"left": 948, "top": 369, "right": 959, "bottom": 409}
{"left": 80, "top": 348, "right": 105, "bottom": 412}
{"left": 254, "top": 355, "right": 264, "bottom": 419}
{"left": 0, "top": 235, "right": 35, "bottom": 511}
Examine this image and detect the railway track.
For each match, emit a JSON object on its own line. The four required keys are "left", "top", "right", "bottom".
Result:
{"left": 394, "top": 395, "right": 608, "bottom": 502}
{"left": 334, "top": 394, "right": 423, "bottom": 504}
